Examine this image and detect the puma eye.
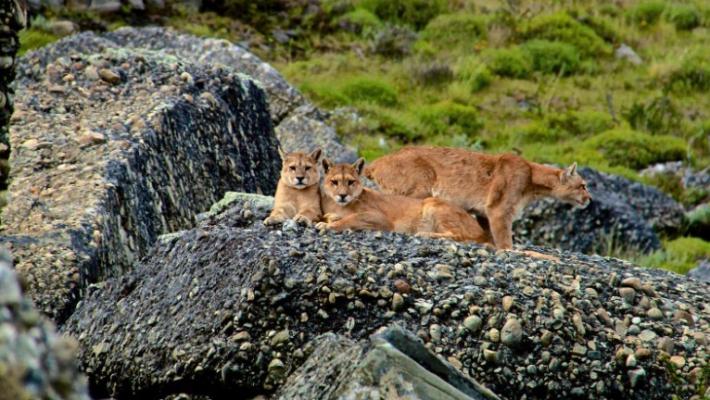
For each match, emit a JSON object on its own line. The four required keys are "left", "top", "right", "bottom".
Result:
{"left": 305, "top": 166, "right": 311, "bottom": 171}
{"left": 289, "top": 166, "right": 296, "bottom": 171}
{"left": 331, "top": 180, "right": 338, "bottom": 186}
{"left": 348, "top": 180, "right": 355, "bottom": 186}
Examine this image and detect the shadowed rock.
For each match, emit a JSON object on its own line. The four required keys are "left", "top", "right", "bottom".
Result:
{"left": 514, "top": 167, "right": 684, "bottom": 254}
{"left": 275, "top": 326, "right": 500, "bottom": 400}
{"left": 3, "top": 37, "right": 280, "bottom": 322}
{"left": 62, "top": 194, "right": 710, "bottom": 400}
{"left": 0, "top": 246, "right": 91, "bottom": 400}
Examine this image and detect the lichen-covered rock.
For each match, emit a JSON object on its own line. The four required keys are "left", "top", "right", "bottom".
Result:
{"left": 63, "top": 196, "right": 710, "bottom": 399}
{"left": 514, "top": 167, "right": 684, "bottom": 254}
{"left": 275, "top": 326, "right": 500, "bottom": 400}
{"left": 3, "top": 35, "right": 280, "bottom": 322}
{"left": 0, "top": 246, "right": 91, "bottom": 400}
{"left": 20, "top": 27, "right": 357, "bottom": 163}
{"left": 0, "top": 0, "right": 26, "bottom": 185}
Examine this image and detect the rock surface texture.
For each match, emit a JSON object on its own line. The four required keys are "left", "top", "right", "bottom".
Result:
{"left": 63, "top": 194, "right": 710, "bottom": 400}
{"left": 514, "top": 167, "right": 684, "bottom": 254}
{"left": 275, "top": 326, "right": 500, "bottom": 400}
{"left": 0, "top": 0, "right": 25, "bottom": 187}
{"left": 73, "top": 27, "right": 356, "bottom": 163}
{"left": 3, "top": 32, "right": 280, "bottom": 322}
{"left": 0, "top": 247, "right": 91, "bottom": 400}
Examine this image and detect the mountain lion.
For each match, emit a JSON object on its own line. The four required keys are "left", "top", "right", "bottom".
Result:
{"left": 264, "top": 147, "right": 323, "bottom": 227}
{"left": 364, "top": 146, "right": 592, "bottom": 250}
{"left": 316, "top": 157, "right": 493, "bottom": 244}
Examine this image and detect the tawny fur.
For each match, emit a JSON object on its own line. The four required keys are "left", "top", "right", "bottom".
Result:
{"left": 264, "top": 147, "right": 323, "bottom": 227}
{"left": 316, "top": 158, "right": 493, "bottom": 244}
{"left": 363, "top": 146, "right": 592, "bottom": 250}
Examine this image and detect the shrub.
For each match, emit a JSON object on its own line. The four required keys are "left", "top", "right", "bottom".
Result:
{"left": 420, "top": 13, "right": 487, "bottom": 51}
{"left": 299, "top": 81, "right": 352, "bottom": 109}
{"left": 686, "top": 205, "right": 710, "bottom": 241}
{"left": 485, "top": 47, "right": 531, "bottom": 79}
{"left": 342, "top": 77, "right": 399, "bottom": 106}
{"left": 357, "top": 0, "right": 447, "bottom": 30}
{"left": 626, "top": 1, "right": 667, "bottom": 27}
{"left": 580, "top": 15, "right": 624, "bottom": 44}
{"left": 664, "top": 54, "right": 710, "bottom": 92}
{"left": 568, "top": 110, "right": 616, "bottom": 136}
{"left": 636, "top": 237, "right": 710, "bottom": 275}
{"left": 583, "top": 129, "right": 686, "bottom": 169}
{"left": 518, "top": 121, "right": 570, "bottom": 144}
{"left": 455, "top": 57, "right": 492, "bottom": 92}
{"left": 367, "top": 107, "right": 425, "bottom": 141}
{"left": 410, "top": 60, "right": 454, "bottom": 86}
{"left": 337, "top": 9, "right": 382, "bottom": 33}
{"left": 664, "top": 4, "right": 701, "bottom": 31}
{"left": 368, "top": 23, "right": 418, "bottom": 58}
{"left": 521, "top": 40, "right": 581, "bottom": 75}
{"left": 623, "top": 96, "right": 682, "bottom": 135}
{"left": 521, "top": 12, "right": 611, "bottom": 58}
{"left": 419, "top": 101, "right": 483, "bottom": 137}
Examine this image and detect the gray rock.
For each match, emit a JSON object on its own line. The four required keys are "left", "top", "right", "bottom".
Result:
{"left": 275, "top": 326, "right": 500, "bottom": 400}
{"left": 7, "top": 34, "right": 279, "bottom": 321}
{"left": 62, "top": 202, "right": 710, "bottom": 399}
{"left": 687, "top": 260, "right": 710, "bottom": 282}
{"left": 615, "top": 44, "right": 643, "bottom": 65}
{"left": 0, "top": 246, "right": 91, "bottom": 400}
{"left": 514, "top": 167, "right": 684, "bottom": 254}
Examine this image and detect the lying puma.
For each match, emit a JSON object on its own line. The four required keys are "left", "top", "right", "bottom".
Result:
{"left": 364, "top": 146, "right": 592, "bottom": 251}
{"left": 264, "top": 147, "right": 323, "bottom": 227}
{"left": 316, "top": 157, "right": 493, "bottom": 244}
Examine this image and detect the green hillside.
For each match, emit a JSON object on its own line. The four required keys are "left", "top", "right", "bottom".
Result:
{"left": 19, "top": 0, "right": 710, "bottom": 273}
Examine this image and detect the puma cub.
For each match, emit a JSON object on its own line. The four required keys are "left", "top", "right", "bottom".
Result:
{"left": 316, "top": 157, "right": 492, "bottom": 244}
{"left": 364, "top": 146, "right": 592, "bottom": 250}
{"left": 264, "top": 147, "right": 323, "bottom": 227}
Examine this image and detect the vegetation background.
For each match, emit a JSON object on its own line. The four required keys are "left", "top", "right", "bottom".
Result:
{"left": 17, "top": 0, "right": 710, "bottom": 274}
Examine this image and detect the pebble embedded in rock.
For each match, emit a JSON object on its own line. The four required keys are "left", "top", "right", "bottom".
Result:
{"left": 619, "top": 287, "right": 636, "bottom": 304}
{"left": 463, "top": 315, "right": 482, "bottom": 333}
{"left": 99, "top": 68, "right": 122, "bottom": 84}
{"left": 501, "top": 319, "right": 522, "bottom": 348}
{"left": 392, "top": 293, "right": 404, "bottom": 312}
{"left": 489, "top": 328, "right": 500, "bottom": 343}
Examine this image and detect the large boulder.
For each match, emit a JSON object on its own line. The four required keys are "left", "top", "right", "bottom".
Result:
{"left": 63, "top": 194, "right": 710, "bottom": 399}
{"left": 275, "top": 326, "right": 500, "bottom": 400}
{"left": 514, "top": 167, "right": 685, "bottom": 254}
{"left": 2, "top": 33, "right": 280, "bottom": 322}
{"left": 32, "top": 27, "right": 357, "bottom": 163}
{"left": 0, "top": 0, "right": 26, "bottom": 185}
{"left": 0, "top": 247, "right": 91, "bottom": 400}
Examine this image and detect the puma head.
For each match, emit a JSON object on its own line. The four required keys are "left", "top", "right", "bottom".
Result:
{"left": 322, "top": 157, "right": 366, "bottom": 205}
{"left": 278, "top": 146, "right": 323, "bottom": 189}
{"left": 555, "top": 162, "right": 593, "bottom": 209}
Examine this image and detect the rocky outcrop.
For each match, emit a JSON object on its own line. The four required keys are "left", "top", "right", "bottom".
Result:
{"left": 23, "top": 27, "right": 357, "bottom": 163}
{"left": 514, "top": 167, "right": 685, "bottom": 254}
{"left": 275, "top": 326, "right": 500, "bottom": 400}
{"left": 0, "top": 246, "right": 91, "bottom": 400}
{"left": 0, "top": 0, "right": 25, "bottom": 188}
{"left": 63, "top": 194, "right": 710, "bottom": 400}
{"left": 3, "top": 34, "right": 280, "bottom": 322}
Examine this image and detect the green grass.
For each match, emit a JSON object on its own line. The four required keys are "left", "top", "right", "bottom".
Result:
{"left": 13, "top": 0, "right": 710, "bottom": 274}
{"left": 635, "top": 237, "right": 710, "bottom": 274}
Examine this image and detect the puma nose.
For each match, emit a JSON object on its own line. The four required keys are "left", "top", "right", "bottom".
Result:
{"left": 338, "top": 194, "right": 347, "bottom": 201}
{"left": 296, "top": 176, "right": 305, "bottom": 184}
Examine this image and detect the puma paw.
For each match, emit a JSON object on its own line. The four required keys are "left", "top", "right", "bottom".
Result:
{"left": 294, "top": 214, "right": 313, "bottom": 227}
{"left": 322, "top": 213, "right": 342, "bottom": 223}
{"left": 263, "top": 215, "right": 285, "bottom": 226}
{"left": 315, "top": 221, "right": 330, "bottom": 232}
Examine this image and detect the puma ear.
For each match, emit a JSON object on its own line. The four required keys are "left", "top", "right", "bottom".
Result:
{"left": 278, "top": 145, "right": 288, "bottom": 160}
{"left": 321, "top": 157, "right": 334, "bottom": 174}
{"left": 309, "top": 147, "right": 323, "bottom": 162}
{"left": 564, "top": 162, "right": 578, "bottom": 177}
{"left": 353, "top": 157, "right": 366, "bottom": 175}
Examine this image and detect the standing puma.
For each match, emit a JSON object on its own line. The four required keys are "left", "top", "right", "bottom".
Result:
{"left": 316, "top": 157, "right": 493, "bottom": 244}
{"left": 364, "top": 146, "right": 592, "bottom": 250}
{"left": 264, "top": 147, "right": 323, "bottom": 227}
